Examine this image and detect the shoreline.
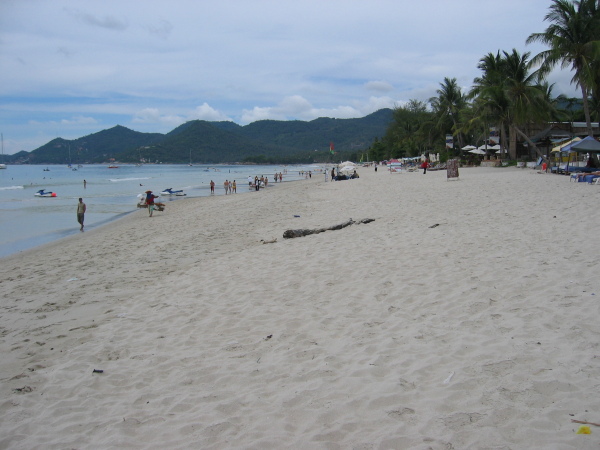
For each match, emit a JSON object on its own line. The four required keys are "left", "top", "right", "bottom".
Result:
{"left": 2, "top": 166, "right": 599, "bottom": 448}
{"left": 0, "top": 174, "right": 309, "bottom": 260}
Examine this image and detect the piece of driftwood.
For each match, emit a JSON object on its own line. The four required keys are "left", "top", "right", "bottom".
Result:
{"left": 283, "top": 218, "right": 374, "bottom": 239}
{"left": 572, "top": 419, "right": 600, "bottom": 427}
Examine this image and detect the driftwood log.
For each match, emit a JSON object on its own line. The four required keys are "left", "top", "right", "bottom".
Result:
{"left": 283, "top": 218, "right": 374, "bottom": 239}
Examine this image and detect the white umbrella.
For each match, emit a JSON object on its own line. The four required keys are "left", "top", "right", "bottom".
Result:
{"left": 338, "top": 161, "right": 355, "bottom": 167}
{"left": 462, "top": 145, "right": 476, "bottom": 150}
{"left": 340, "top": 166, "right": 356, "bottom": 172}
{"left": 469, "top": 149, "right": 486, "bottom": 155}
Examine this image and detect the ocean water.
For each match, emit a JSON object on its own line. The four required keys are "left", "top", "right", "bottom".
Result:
{"left": 0, "top": 164, "right": 317, "bottom": 258}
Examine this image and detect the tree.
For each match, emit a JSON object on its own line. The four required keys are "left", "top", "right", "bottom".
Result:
{"left": 527, "top": 0, "right": 600, "bottom": 136}
{"left": 469, "top": 51, "right": 513, "bottom": 157}
{"left": 470, "top": 49, "right": 556, "bottom": 160}
{"left": 383, "top": 101, "right": 436, "bottom": 158}
{"left": 429, "top": 77, "right": 467, "bottom": 149}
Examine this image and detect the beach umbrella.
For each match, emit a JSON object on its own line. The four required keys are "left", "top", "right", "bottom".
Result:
{"left": 338, "top": 161, "right": 356, "bottom": 167}
{"left": 469, "top": 148, "right": 486, "bottom": 155}
{"left": 462, "top": 145, "right": 476, "bottom": 150}
{"left": 340, "top": 166, "right": 356, "bottom": 172}
{"left": 551, "top": 137, "right": 581, "bottom": 152}
{"left": 569, "top": 136, "right": 600, "bottom": 152}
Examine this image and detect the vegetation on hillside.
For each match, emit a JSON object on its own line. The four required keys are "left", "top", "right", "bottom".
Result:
{"left": 10, "top": 110, "right": 393, "bottom": 165}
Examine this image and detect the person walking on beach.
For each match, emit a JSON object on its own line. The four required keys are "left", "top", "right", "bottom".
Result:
{"left": 421, "top": 159, "right": 429, "bottom": 174}
{"left": 248, "top": 175, "right": 253, "bottom": 189}
{"left": 145, "top": 190, "right": 157, "bottom": 217}
{"left": 232, "top": 180, "right": 237, "bottom": 193}
{"left": 224, "top": 180, "right": 229, "bottom": 194}
{"left": 83, "top": 179, "right": 87, "bottom": 188}
{"left": 77, "top": 198, "right": 86, "bottom": 231}
{"left": 255, "top": 176, "right": 260, "bottom": 191}
{"left": 210, "top": 180, "right": 215, "bottom": 194}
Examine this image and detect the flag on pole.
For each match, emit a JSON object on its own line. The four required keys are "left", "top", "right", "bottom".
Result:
{"left": 330, "top": 142, "right": 335, "bottom": 155}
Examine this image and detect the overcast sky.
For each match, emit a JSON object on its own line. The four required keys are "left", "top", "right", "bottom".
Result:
{"left": 0, "top": 0, "right": 581, "bottom": 155}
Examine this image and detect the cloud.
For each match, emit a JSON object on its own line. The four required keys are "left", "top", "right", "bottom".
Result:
{"left": 240, "top": 95, "right": 394, "bottom": 124}
{"left": 365, "top": 81, "right": 394, "bottom": 93}
{"left": 132, "top": 108, "right": 184, "bottom": 127}
{"left": 28, "top": 115, "right": 98, "bottom": 126}
{"left": 133, "top": 104, "right": 231, "bottom": 128}
{"left": 188, "top": 103, "right": 231, "bottom": 122}
{"left": 65, "top": 8, "right": 128, "bottom": 31}
{"left": 241, "top": 95, "right": 314, "bottom": 123}
{"left": 60, "top": 116, "right": 98, "bottom": 125}
{"left": 146, "top": 19, "right": 173, "bottom": 40}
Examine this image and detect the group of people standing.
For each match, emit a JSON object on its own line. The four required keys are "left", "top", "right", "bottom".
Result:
{"left": 222, "top": 180, "right": 237, "bottom": 194}
{"left": 210, "top": 179, "right": 237, "bottom": 194}
{"left": 243, "top": 173, "right": 284, "bottom": 191}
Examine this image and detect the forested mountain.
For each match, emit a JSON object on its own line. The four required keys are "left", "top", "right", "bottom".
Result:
{"left": 10, "top": 109, "right": 393, "bottom": 164}
{"left": 24, "top": 126, "right": 164, "bottom": 165}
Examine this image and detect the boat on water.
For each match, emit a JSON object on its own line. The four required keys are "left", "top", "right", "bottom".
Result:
{"left": 34, "top": 189, "right": 57, "bottom": 197}
{"left": 160, "top": 188, "right": 186, "bottom": 196}
{"left": 108, "top": 165, "right": 119, "bottom": 169}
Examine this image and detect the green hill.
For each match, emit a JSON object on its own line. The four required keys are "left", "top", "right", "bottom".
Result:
{"left": 12, "top": 109, "right": 393, "bottom": 164}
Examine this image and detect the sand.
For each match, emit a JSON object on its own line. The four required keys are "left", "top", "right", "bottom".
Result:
{"left": 1, "top": 166, "right": 599, "bottom": 449}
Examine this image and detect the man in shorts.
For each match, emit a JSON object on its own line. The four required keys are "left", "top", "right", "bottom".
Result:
{"left": 77, "top": 198, "right": 86, "bottom": 231}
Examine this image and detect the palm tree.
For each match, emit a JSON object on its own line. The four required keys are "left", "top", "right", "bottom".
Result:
{"left": 429, "top": 77, "right": 467, "bottom": 149}
{"left": 526, "top": 0, "right": 600, "bottom": 136}
{"left": 470, "top": 50, "right": 556, "bottom": 160}
{"left": 469, "top": 51, "right": 512, "bottom": 157}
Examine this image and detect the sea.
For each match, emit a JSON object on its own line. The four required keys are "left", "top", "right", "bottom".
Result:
{"left": 0, "top": 163, "right": 322, "bottom": 258}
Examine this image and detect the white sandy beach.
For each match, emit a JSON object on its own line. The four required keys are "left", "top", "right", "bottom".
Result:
{"left": 1, "top": 166, "right": 600, "bottom": 449}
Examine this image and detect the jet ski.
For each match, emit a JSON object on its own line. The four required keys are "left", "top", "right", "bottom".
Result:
{"left": 35, "top": 189, "right": 57, "bottom": 197}
{"left": 160, "top": 188, "right": 186, "bottom": 196}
